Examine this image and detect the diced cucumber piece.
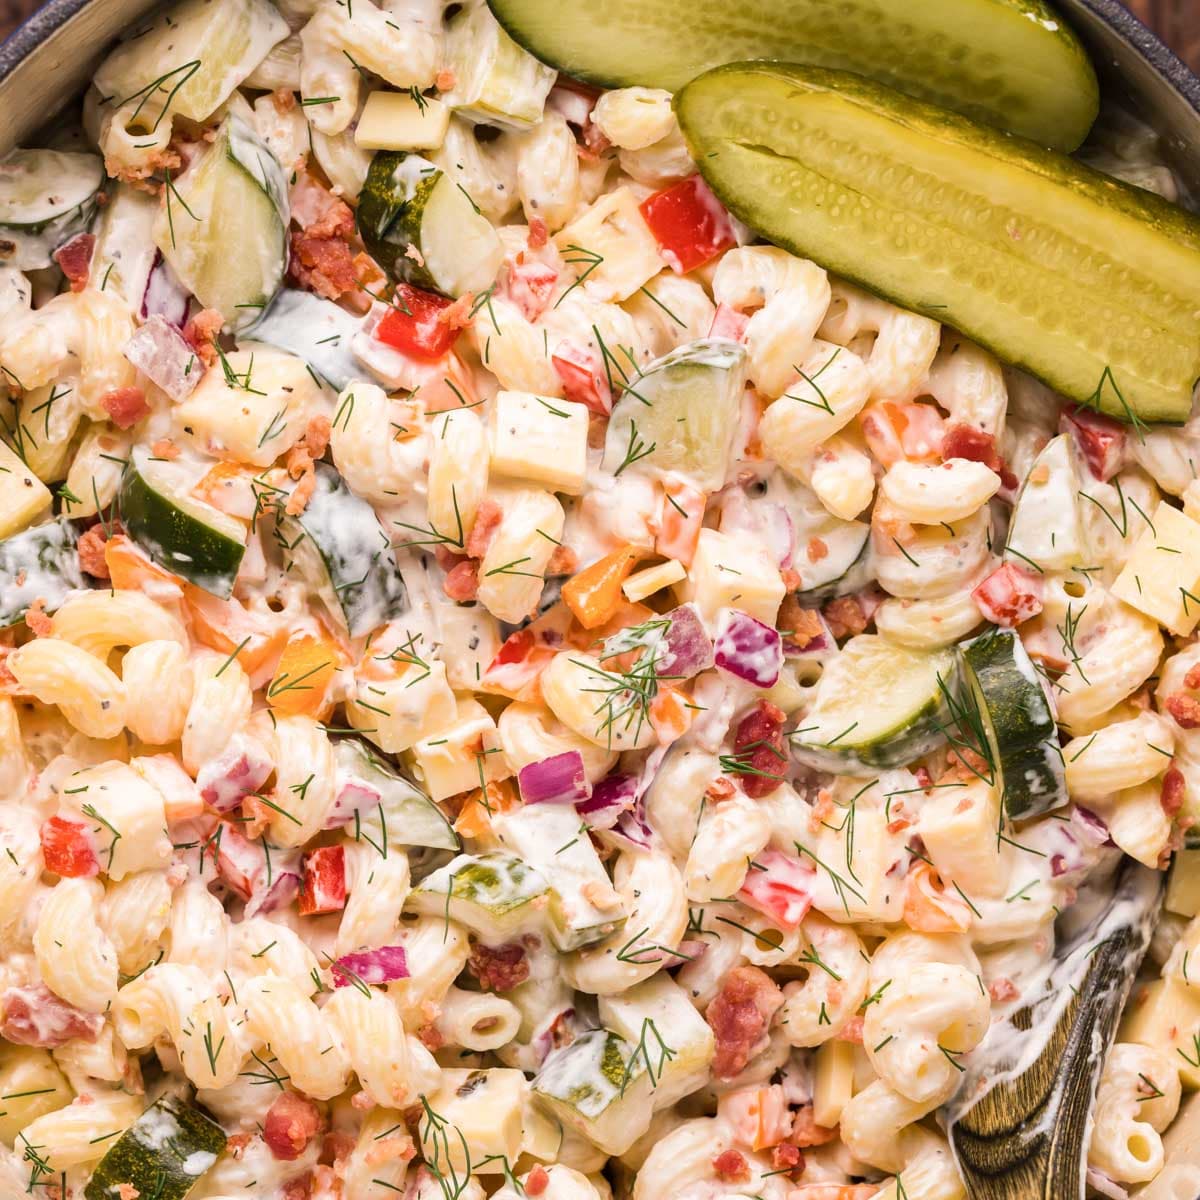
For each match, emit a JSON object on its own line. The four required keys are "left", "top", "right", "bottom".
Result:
{"left": 277, "top": 463, "right": 407, "bottom": 638}
{"left": 409, "top": 851, "right": 552, "bottom": 941}
{"left": 532, "top": 1029, "right": 652, "bottom": 1156}
{"left": 249, "top": 289, "right": 362, "bottom": 391}
{"left": 120, "top": 446, "right": 247, "bottom": 597}
{"left": 153, "top": 114, "right": 288, "bottom": 330}
{"left": 0, "top": 149, "right": 103, "bottom": 269}
{"left": 445, "top": 1, "right": 556, "bottom": 130}
{"left": 677, "top": 64, "right": 1200, "bottom": 424}
{"left": 795, "top": 521, "right": 871, "bottom": 603}
{"left": 356, "top": 151, "right": 504, "bottom": 297}
{"left": 0, "top": 521, "right": 83, "bottom": 629}
{"left": 493, "top": 803, "right": 626, "bottom": 951}
{"left": 489, "top": 0, "right": 1098, "bottom": 151}
{"left": 603, "top": 338, "right": 748, "bottom": 492}
{"left": 792, "top": 634, "right": 954, "bottom": 771}
{"left": 1005, "top": 434, "right": 1085, "bottom": 572}
{"left": 334, "top": 738, "right": 460, "bottom": 851}
{"left": 95, "top": 0, "right": 288, "bottom": 124}
{"left": 83, "top": 1094, "right": 226, "bottom": 1200}
{"left": 959, "top": 629, "right": 1066, "bottom": 820}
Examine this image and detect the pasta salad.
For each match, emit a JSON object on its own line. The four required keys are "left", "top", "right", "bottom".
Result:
{"left": 0, "top": 1, "right": 1198, "bottom": 1198}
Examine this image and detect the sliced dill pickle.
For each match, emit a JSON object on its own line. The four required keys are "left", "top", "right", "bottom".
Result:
{"left": 487, "top": 0, "right": 1098, "bottom": 151}
{"left": 676, "top": 64, "right": 1200, "bottom": 425}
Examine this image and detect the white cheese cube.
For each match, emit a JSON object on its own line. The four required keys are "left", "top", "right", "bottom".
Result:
{"left": 683, "top": 528, "right": 785, "bottom": 626}
{"left": 0, "top": 442, "right": 51, "bottom": 537}
{"left": 1113, "top": 501, "right": 1200, "bottom": 635}
{"left": 355, "top": 91, "right": 450, "bottom": 151}
{"left": 420, "top": 1068, "right": 527, "bottom": 1174}
{"left": 623, "top": 559, "right": 686, "bottom": 602}
{"left": 348, "top": 660, "right": 457, "bottom": 754}
{"left": 1167, "top": 848, "right": 1200, "bottom": 918}
{"left": 554, "top": 188, "right": 663, "bottom": 302}
{"left": 812, "top": 1039, "right": 856, "bottom": 1129}
{"left": 409, "top": 697, "right": 511, "bottom": 801}
{"left": 918, "top": 777, "right": 1004, "bottom": 898}
{"left": 1120, "top": 977, "right": 1200, "bottom": 1088}
{"left": 489, "top": 391, "right": 589, "bottom": 494}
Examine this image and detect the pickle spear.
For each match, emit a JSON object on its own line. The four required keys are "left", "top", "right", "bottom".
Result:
{"left": 487, "top": 0, "right": 1098, "bottom": 151}
{"left": 676, "top": 64, "right": 1200, "bottom": 425}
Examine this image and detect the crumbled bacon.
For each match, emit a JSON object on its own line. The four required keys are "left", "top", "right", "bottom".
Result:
{"left": 53, "top": 233, "right": 96, "bottom": 292}
{"left": 942, "top": 422, "right": 1019, "bottom": 492}
{"left": 443, "top": 560, "right": 480, "bottom": 602}
{"left": 528, "top": 216, "right": 549, "bottom": 249}
{"left": 418, "top": 1023, "right": 446, "bottom": 1051}
{"left": 730, "top": 701, "right": 788, "bottom": 799}
{"left": 822, "top": 594, "right": 871, "bottom": 640}
{"left": 307, "top": 200, "right": 355, "bottom": 241}
{"left": 100, "top": 386, "right": 149, "bottom": 429}
{"left": 24, "top": 598, "right": 52, "bottom": 637}
{"left": 151, "top": 438, "right": 180, "bottom": 460}
{"left": 466, "top": 498, "right": 503, "bottom": 559}
{"left": 771, "top": 1142, "right": 802, "bottom": 1173}
{"left": 1, "top": 983, "right": 104, "bottom": 1047}
{"left": 989, "top": 977, "right": 1020, "bottom": 1003}
{"left": 789, "top": 1105, "right": 838, "bottom": 1149}
{"left": 547, "top": 544, "right": 578, "bottom": 576}
{"left": 467, "top": 941, "right": 530, "bottom": 992}
{"left": 1167, "top": 692, "right": 1200, "bottom": 729}
{"left": 319, "top": 1130, "right": 357, "bottom": 1166}
{"left": 264, "top": 1091, "right": 324, "bottom": 1161}
{"left": 116, "top": 1183, "right": 140, "bottom": 1200}
{"left": 285, "top": 468, "right": 317, "bottom": 517}
{"left": 272, "top": 87, "right": 297, "bottom": 114}
{"left": 712, "top": 1149, "right": 751, "bottom": 1183}
{"left": 706, "top": 965, "right": 784, "bottom": 1079}
{"left": 1186, "top": 664, "right": 1200, "bottom": 691}
{"left": 834, "top": 1016, "right": 864, "bottom": 1044}
{"left": 1162, "top": 767, "right": 1186, "bottom": 818}
{"left": 435, "top": 68, "right": 457, "bottom": 91}
{"left": 183, "top": 308, "right": 224, "bottom": 367}
{"left": 77, "top": 525, "right": 111, "bottom": 579}
{"left": 290, "top": 231, "right": 358, "bottom": 301}
{"left": 777, "top": 596, "right": 826, "bottom": 653}
{"left": 525, "top": 1165, "right": 550, "bottom": 1196}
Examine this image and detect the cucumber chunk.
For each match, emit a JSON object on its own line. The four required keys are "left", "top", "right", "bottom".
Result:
{"left": 0, "top": 521, "right": 83, "bottom": 629}
{"left": 153, "top": 114, "right": 288, "bottom": 330}
{"left": 603, "top": 338, "right": 748, "bottom": 492}
{"left": 794, "top": 521, "right": 871, "bottom": 603}
{"left": 792, "top": 634, "right": 954, "bottom": 771}
{"left": 249, "top": 289, "right": 362, "bottom": 391}
{"left": 488, "top": 0, "right": 1098, "bottom": 151}
{"left": 1005, "top": 434, "right": 1085, "bottom": 573}
{"left": 676, "top": 64, "right": 1200, "bottom": 424}
{"left": 959, "top": 628, "right": 1066, "bottom": 820}
{"left": 356, "top": 151, "right": 504, "bottom": 297}
{"left": 277, "top": 462, "right": 408, "bottom": 638}
{"left": 334, "top": 738, "right": 460, "bottom": 852}
{"left": 95, "top": 0, "right": 288, "bottom": 124}
{"left": 409, "top": 851, "right": 552, "bottom": 940}
{"left": 120, "top": 447, "right": 247, "bottom": 597}
{"left": 83, "top": 1094, "right": 225, "bottom": 1200}
{"left": 0, "top": 149, "right": 103, "bottom": 269}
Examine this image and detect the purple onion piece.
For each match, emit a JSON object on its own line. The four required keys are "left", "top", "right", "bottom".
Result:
{"left": 576, "top": 772, "right": 637, "bottom": 830}
{"left": 196, "top": 733, "right": 273, "bottom": 814}
{"left": 609, "top": 806, "right": 655, "bottom": 850}
{"left": 1050, "top": 853, "right": 1068, "bottom": 878}
{"left": 519, "top": 751, "right": 591, "bottom": 805}
{"left": 1071, "top": 805, "right": 1112, "bottom": 847}
{"left": 714, "top": 609, "right": 783, "bottom": 688}
{"left": 141, "top": 251, "right": 191, "bottom": 327}
{"left": 658, "top": 604, "right": 714, "bottom": 680}
{"left": 324, "top": 773, "right": 383, "bottom": 830}
{"left": 123, "top": 314, "right": 203, "bottom": 402}
{"left": 246, "top": 870, "right": 300, "bottom": 918}
{"left": 332, "top": 945, "right": 410, "bottom": 988}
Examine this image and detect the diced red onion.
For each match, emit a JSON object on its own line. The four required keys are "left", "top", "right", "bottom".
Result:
{"left": 576, "top": 772, "right": 637, "bottom": 830}
{"left": 658, "top": 603, "right": 714, "bottom": 680}
{"left": 609, "top": 807, "right": 656, "bottom": 850}
{"left": 246, "top": 870, "right": 301, "bottom": 917}
{"left": 1085, "top": 1168, "right": 1129, "bottom": 1200}
{"left": 714, "top": 609, "right": 783, "bottom": 688}
{"left": 196, "top": 733, "right": 274, "bottom": 814}
{"left": 332, "top": 945, "right": 410, "bottom": 988}
{"left": 519, "top": 751, "right": 591, "bottom": 805}
{"left": 124, "top": 314, "right": 203, "bottom": 402}
{"left": 141, "top": 251, "right": 191, "bottom": 327}
{"left": 1071, "top": 805, "right": 1112, "bottom": 847}
{"left": 324, "top": 772, "right": 382, "bottom": 830}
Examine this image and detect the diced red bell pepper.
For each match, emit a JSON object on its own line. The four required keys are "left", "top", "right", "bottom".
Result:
{"left": 708, "top": 303, "right": 749, "bottom": 342}
{"left": 374, "top": 284, "right": 462, "bottom": 362}
{"left": 298, "top": 845, "right": 347, "bottom": 916}
{"left": 972, "top": 562, "right": 1044, "bottom": 628}
{"left": 1060, "top": 404, "right": 1127, "bottom": 482}
{"left": 552, "top": 339, "right": 611, "bottom": 414}
{"left": 639, "top": 175, "right": 736, "bottom": 275}
{"left": 507, "top": 260, "right": 558, "bottom": 322}
{"left": 40, "top": 816, "right": 100, "bottom": 878}
{"left": 738, "top": 849, "right": 815, "bottom": 929}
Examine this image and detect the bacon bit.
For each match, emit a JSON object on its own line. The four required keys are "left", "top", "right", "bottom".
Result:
{"left": 730, "top": 701, "right": 788, "bottom": 799}
{"left": 150, "top": 437, "right": 181, "bottom": 460}
{"left": 272, "top": 87, "right": 297, "bottom": 113}
{"left": 1167, "top": 692, "right": 1200, "bottom": 729}
{"left": 319, "top": 1130, "right": 357, "bottom": 1166}
{"left": 706, "top": 776, "right": 737, "bottom": 801}
{"left": 240, "top": 793, "right": 275, "bottom": 840}
{"left": 226, "top": 1133, "right": 254, "bottom": 1160}
{"left": 706, "top": 965, "right": 784, "bottom": 1079}
{"left": 914, "top": 765, "right": 934, "bottom": 789}
{"left": 306, "top": 200, "right": 355, "bottom": 241}
{"left": 418, "top": 1023, "right": 446, "bottom": 1052}
{"left": 525, "top": 1165, "right": 550, "bottom": 1196}
{"left": 834, "top": 1015, "right": 864, "bottom": 1044}
{"left": 116, "top": 1185, "right": 140, "bottom": 1200}
{"left": 777, "top": 597, "right": 826, "bottom": 653}
{"left": 780, "top": 567, "right": 802, "bottom": 592}
{"left": 1, "top": 983, "right": 104, "bottom": 1047}
{"left": 107, "top": 147, "right": 183, "bottom": 191}
{"left": 712, "top": 1149, "right": 751, "bottom": 1183}
{"left": 24, "top": 598, "right": 52, "bottom": 637}
{"left": 989, "top": 977, "right": 1020, "bottom": 1003}
{"left": 1162, "top": 767, "right": 1186, "bottom": 818}
{"left": 1185, "top": 664, "right": 1200, "bottom": 691}
{"left": 435, "top": 68, "right": 457, "bottom": 91}
{"left": 290, "top": 231, "right": 358, "bottom": 301}
{"left": 100, "top": 385, "right": 150, "bottom": 429}
{"left": 822, "top": 595, "right": 870, "bottom": 640}
{"left": 528, "top": 216, "right": 549, "bottom": 249}
{"left": 467, "top": 941, "right": 530, "bottom": 992}
{"left": 53, "top": 233, "right": 96, "bottom": 292}
{"left": 264, "top": 1091, "right": 324, "bottom": 1161}
{"left": 709, "top": 303, "right": 749, "bottom": 342}
{"left": 771, "top": 1142, "right": 802, "bottom": 1173}
{"left": 806, "top": 537, "right": 829, "bottom": 563}
{"left": 304, "top": 414, "right": 332, "bottom": 461}
{"left": 183, "top": 309, "right": 224, "bottom": 367}
{"left": 466, "top": 498, "right": 503, "bottom": 559}
{"left": 77, "top": 525, "right": 111, "bottom": 579}
{"left": 443, "top": 560, "right": 480, "bottom": 602}
{"left": 285, "top": 468, "right": 317, "bottom": 517}
{"left": 788, "top": 1110, "right": 839, "bottom": 1154}
{"left": 547, "top": 544, "right": 578, "bottom": 576}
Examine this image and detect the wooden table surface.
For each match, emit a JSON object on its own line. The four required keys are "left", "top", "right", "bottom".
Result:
{"left": 0, "top": 0, "right": 1197, "bottom": 77}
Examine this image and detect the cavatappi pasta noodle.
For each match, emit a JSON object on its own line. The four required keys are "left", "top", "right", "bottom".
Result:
{"left": 0, "top": 1, "right": 1196, "bottom": 1196}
